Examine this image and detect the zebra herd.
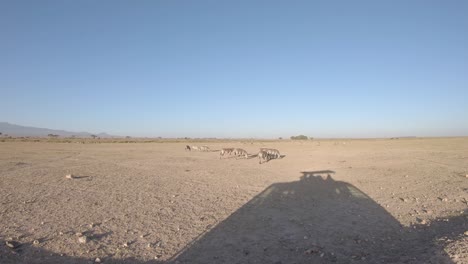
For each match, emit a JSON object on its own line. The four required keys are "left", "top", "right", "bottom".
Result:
{"left": 186, "top": 145, "right": 282, "bottom": 164}
{"left": 185, "top": 145, "right": 211, "bottom": 152}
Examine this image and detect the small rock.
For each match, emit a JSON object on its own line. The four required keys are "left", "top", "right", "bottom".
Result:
{"left": 33, "top": 240, "right": 40, "bottom": 245}
{"left": 464, "top": 231, "right": 468, "bottom": 236}
{"left": 78, "top": 236, "right": 88, "bottom": 244}
{"left": 5, "top": 240, "right": 20, "bottom": 249}
{"left": 320, "top": 253, "right": 325, "bottom": 258}
{"left": 94, "top": 257, "right": 101, "bottom": 263}
{"left": 123, "top": 242, "right": 128, "bottom": 247}
{"left": 304, "top": 236, "right": 308, "bottom": 240}
{"left": 65, "top": 174, "right": 75, "bottom": 179}
{"left": 75, "top": 232, "right": 83, "bottom": 237}
{"left": 305, "top": 247, "right": 320, "bottom": 254}
{"left": 146, "top": 243, "right": 152, "bottom": 248}
{"left": 58, "top": 232, "right": 64, "bottom": 235}
{"left": 41, "top": 221, "right": 45, "bottom": 225}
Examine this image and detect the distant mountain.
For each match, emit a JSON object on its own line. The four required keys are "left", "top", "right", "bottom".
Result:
{"left": 0, "top": 122, "right": 118, "bottom": 138}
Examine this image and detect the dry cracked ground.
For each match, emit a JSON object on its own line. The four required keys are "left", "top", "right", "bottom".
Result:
{"left": 0, "top": 138, "right": 467, "bottom": 264}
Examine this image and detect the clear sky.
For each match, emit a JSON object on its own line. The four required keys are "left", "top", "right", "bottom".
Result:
{"left": 1, "top": 1, "right": 467, "bottom": 138}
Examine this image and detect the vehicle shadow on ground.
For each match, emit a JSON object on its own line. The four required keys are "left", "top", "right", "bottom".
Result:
{"left": 1, "top": 171, "right": 466, "bottom": 263}
{"left": 171, "top": 171, "right": 466, "bottom": 264}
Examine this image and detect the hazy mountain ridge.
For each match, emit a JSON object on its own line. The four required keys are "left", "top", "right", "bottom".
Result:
{"left": 0, "top": 122, "right": 117, "bottom": 138}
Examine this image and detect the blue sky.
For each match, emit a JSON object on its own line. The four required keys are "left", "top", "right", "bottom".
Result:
{"left": 1, "top": 1, "right": 467, "bottom": 138}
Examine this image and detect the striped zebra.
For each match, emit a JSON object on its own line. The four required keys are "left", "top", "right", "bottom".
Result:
{"left": 200, "top": 146, "right": 211, "bottom": 152}
{"left": 260, "top": 148, "right": 281, "bottom": 159}
{"left": 233, "top": 148, "right": 249, "bottom": 159}
{"left": 191, "top": 146, "right": 200, "bottom": 151}
{"left": 220, "top": 148, "right": 234, "bottom": 159}
{"left": 258, "top": 150, "right": 270, "bottom": 164}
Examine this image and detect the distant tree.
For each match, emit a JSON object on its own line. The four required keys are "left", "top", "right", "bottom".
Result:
{"left": 291, "top": 135, "right": 308, "bottom": 140}
{"left": 0, "top": 132, "right": 2, "bottom": 136}
{"left": 126, "top": 136, "right": 131, "bottom": 139}
{"left": 48, "top": 134, "right": 59, "bottom": 138}
{"left": 91, "top": 135, "right": 97, "bottom": 139}
{"left": 278, "top": 137, "right": 283, "bottom": 140}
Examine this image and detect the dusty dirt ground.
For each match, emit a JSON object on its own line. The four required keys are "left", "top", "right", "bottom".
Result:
{"left": 0, "top": 138, "right": 467, "bottom": 264}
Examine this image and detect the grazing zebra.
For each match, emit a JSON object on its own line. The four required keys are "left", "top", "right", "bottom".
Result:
{"left": 266, "top": 148, "right": 281, "bottom": 159}
{"left": 233, "top": 148, "right": 248, "bottom": 159}
{"left": 220, "top": 148, "right": 234, "bottom": 159}
{"left": 260, "top": 148, "right": 281, "bottom": 159}
{"left": 258, "top": 150, "right": 270, "bottom": 164}
{"left": 200, "top": 145, "right": 211, "bottom": 152}
{"left": 185, "top": 145, "right": 191, "bottom": 151}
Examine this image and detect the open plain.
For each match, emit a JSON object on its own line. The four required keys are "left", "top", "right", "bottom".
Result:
{"left": 1, "top": 138, "right": 467, "bottom": 264}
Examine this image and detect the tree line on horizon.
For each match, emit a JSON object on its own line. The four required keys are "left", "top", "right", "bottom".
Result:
{"left": 290, "top": 135, "right": 312, "bottom": 140}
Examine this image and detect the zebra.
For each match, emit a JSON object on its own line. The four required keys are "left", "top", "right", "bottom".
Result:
{"left": 200, "top": 145, "right": 211, "bottom": 152}
{"left": 260, "top": 148, "right": 281, "bottom": 159}
{"left": 185, "top": 145, "right": 191, "bottom": 151}
{"left": 266, "top": 148, "right": 281, "bottom": 159}
{"left": 258, "top": 150, "right": 270, "bottom": 164}
{"left": 233, "top": 148, "right": 249, "bottom": 159}
{"left": 191, "top": 146, "right": 200, "bottom": 151}
{"left": 220, "top": 148, "right": 234, "bottom": 159}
